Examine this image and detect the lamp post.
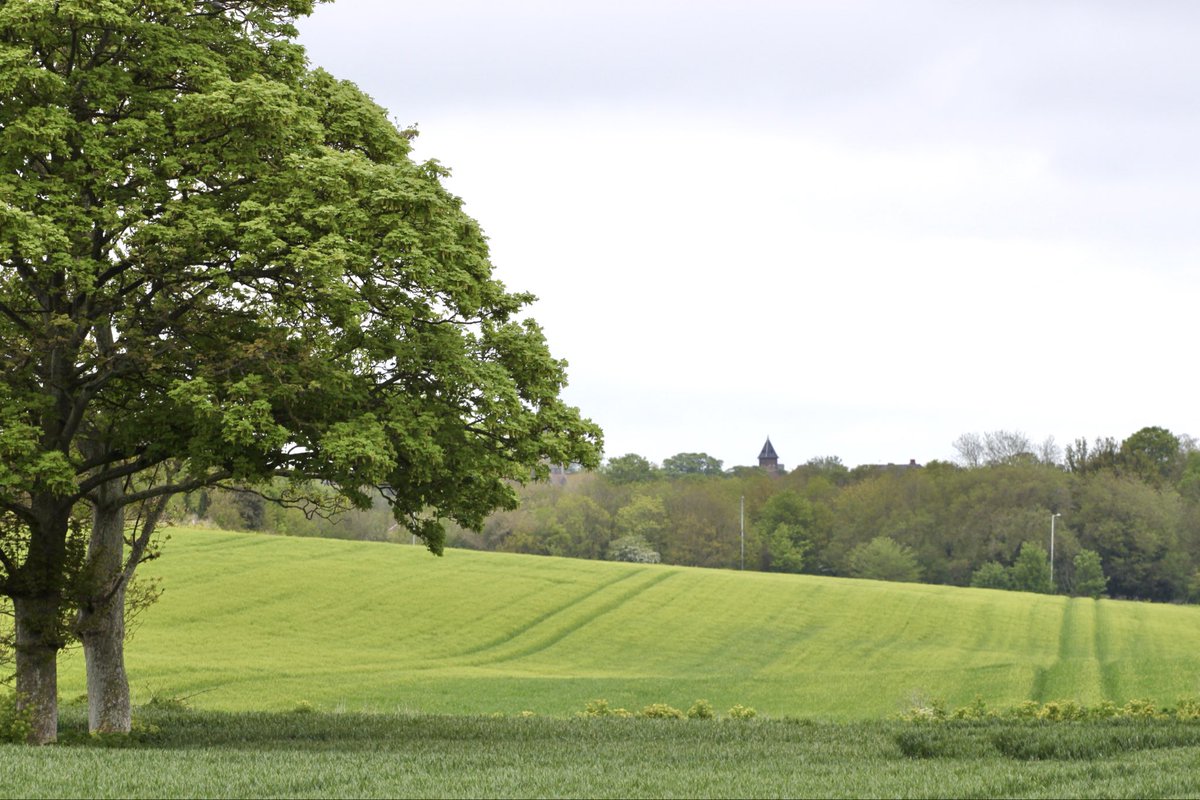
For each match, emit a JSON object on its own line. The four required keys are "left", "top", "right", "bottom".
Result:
{"left": 740, "top": 495, "right": 745, "bottom": 571}
{"left": 1050, "top": 512, "right": 1061, "bottom": 587}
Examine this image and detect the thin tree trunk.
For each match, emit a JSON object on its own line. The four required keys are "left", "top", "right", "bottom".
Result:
{"left": 78, "top": 486, "right": 130, "bottom": 734}
{"left": 13, "top": 595, "right": 59, "bottom": 745}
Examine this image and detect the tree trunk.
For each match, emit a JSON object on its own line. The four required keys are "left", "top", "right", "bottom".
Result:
{"left": 79, "top": 591, "right": 130, "bottom": 734}
{"left": 13, "top": 595, "right": 60, "bottom": 745}
{"left": 78, "top": 490, "right": 131, "bottom": 734}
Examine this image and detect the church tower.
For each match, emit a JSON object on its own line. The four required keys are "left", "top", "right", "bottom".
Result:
{"left": 758, "top": 437, "right": 781, "bottom": 474}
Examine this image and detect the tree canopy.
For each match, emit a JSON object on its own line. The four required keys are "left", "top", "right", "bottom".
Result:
{"left": 661, "top": 452, "right": 723, "bottom": 476}
{"left": 0, "top": 0, "right": 600, "bottom": 742}
{"left": 437, "top": 425, "right": 1196, "bottom": 610}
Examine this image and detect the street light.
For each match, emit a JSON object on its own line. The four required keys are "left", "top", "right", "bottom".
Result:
{"left": 740, "top": 495, "right": 745, "bottom": 571}
{"left": 1050, "top": 513, "right": 1062, "bottom": 587}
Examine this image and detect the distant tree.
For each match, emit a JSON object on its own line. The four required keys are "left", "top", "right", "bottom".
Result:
{"left": 1064, "top": 438, "right": 1090, "bottom": 474}
{"left": 952, "top": 433, "right": 986, "bottom": 468}
{"left": 759, "top": 524, "right": 810, "bottom": 573}
{"left": 970, "top": 561, "right": 1012, "bottom": 590}
{"left": 1071, "top": 549, "right": 1108, "bottom": 598}
{"left": 662, "top": 453, "right": 724, "bottom": 476}
{"left": 799, "top": 456, "right": 851, "bottom": 485}
{"left": 1036, "top": 436, "right": 1063, "bottom": 466}
{"left": 1187, "top": 570, "right": 1200, "bottom": 605}
{"left": 805, "top": 456, "right": 845, "bottom": 470}
{"left": 845, "top": 537, "right": 921, "bottom": 583}
{"left": 955, "top": 430, "right": 1042, "bottom": 467}
{"left": 1178, "top": 451, "right": 1200, "bottom": 502}
{"left": 613, "top": 495, "right": 669, "bottom": 552}
{"left": 753, "top": 491, "right": 818, "bottom": 573}
{"left": 660, "top": 480, "right": 740, "bottom": 568}
{"left": 1072, "top": 472, "right": 1184, "bottom": 601}
{"left": 544, "top": 495, "right": 612, "bottom": 560}
{"left": 1119, "top": 426, "right": 1182, "bottom": 486}
{"left": 602, "top": 454, "right": 658, "bottom": 485}
{"left": 1065, "top": 436, "right": 1120, "bottom": 475}
{"left": 726, "top": 465, "right": 766, "bottom": 478}
{"left": 1009, "top": 542, "right": 1053, "bottom": 594}
{"left": 984, "top": 430, "right": 1035, "bottom": 465}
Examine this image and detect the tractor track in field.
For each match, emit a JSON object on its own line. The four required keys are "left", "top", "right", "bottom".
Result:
{"left": 1031, "top": 598, "right": 1108, "bottom": 703}
{"left": 452, "top": 569, "right": 678, "bottom": 667}
{"left": 1093, "top": 601, "right": 1121, "bottom": 700}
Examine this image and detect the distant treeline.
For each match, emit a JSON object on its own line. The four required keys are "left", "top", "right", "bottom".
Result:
{"left": 181, "top": 426, "right": 1200, "bottom": 604}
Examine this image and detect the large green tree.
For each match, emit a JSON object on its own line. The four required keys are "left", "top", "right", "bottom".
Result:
{"left": 601, "top": 453, "right": 657, "bottom": 485}
{"left": 661, "top": 452, "right": 723, "bottom": 476}
{"left": 752, "top": 490, "right": 817, "bottom": 573}
{"left": 845, "top": 536, "right": 921, "bottom": 583}
{"left": 1119, "top": 426, "right": 1183, "bottom": 486}
{"left": 0, "top": 0, "right": 600, "bottom": 742}
{"left": 1009, "top": 542, "right": 1053, "bottom": 594}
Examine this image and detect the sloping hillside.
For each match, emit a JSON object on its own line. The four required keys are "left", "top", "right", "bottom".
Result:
{"left": 58, "top": 528, "right": 1200, "bottom": 718}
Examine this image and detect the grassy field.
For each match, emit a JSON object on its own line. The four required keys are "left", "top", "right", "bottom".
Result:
{"left": 54, "top": 527, "right": 1200, "bottom": 718}
{"left": 6, "top": 710, "right": 1200, "bottom": 798}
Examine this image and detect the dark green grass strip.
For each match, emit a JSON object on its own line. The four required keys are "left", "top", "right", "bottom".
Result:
{"left": 6, "top": 710, "right": 1200, "bottom": 799}
{"left": 1093, "top": 601, "right": 1122, "bottom": 701}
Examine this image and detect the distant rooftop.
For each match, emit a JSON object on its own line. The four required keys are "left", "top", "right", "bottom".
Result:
{"left": 759, "top": 438, "right": 778, "bottom": 460}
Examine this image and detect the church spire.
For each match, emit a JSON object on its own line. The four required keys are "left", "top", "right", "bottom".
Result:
{"left": 758, "top": 437, "right": 780, "bottom": 473}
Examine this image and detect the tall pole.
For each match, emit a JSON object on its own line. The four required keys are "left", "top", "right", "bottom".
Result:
{"left": 1050, "top": 512, "right": 1061, "bottom": 587}
{"left": 740, "top": 495, "right": 745, "bottom": 571}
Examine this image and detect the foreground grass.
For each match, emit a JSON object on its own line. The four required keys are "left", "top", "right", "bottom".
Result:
{"left": 6, "top": 710, "right": 1200, "bottom": 798}
{"left": 56, "top": 528, "right": 1200, "bottom": 718}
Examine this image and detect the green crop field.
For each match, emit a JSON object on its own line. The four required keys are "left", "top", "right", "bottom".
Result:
{"left": 55, "top": 528, "right": 1200, "bottom": 718}
{"left": 10, "top": 711, "right": 1200, "bottom": 799}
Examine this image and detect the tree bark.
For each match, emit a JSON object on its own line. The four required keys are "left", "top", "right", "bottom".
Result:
{"left": 79, "top": 591, "right": 130, "bottom": 734}
{"left": 13, "top": 595, "right": 60, "bottom": 745}
{"left": 77, "top": 487, "right": 131, "bottom": 734}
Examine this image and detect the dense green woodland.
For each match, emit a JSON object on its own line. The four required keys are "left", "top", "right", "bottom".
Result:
{"left": 191, "top": 426, "right": 1200, "bottom": 604}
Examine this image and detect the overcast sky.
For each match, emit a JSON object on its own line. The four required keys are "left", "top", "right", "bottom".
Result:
{"left": 296, "top": 0, "right": 1200, "bottom": 470}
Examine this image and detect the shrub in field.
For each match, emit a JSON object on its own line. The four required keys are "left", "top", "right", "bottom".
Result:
{"left": 578, "top": 699, "right": 632, "bottom": 718}
{"left": 950, "top": 696, "right": 992, "bottom": 720}
{"left": 1072, "top": 549, "right": 1108, "bottom": 598}
{"left": 1036, "top": 700, "right": 1086, "bottom": 721}
{"left": 898, "top": 696, "right": 948, "bottom": 722}
{"left": 727, "top": 704, "right": 757, "bottom": 720}
{"left": 969, "top": 561, "right": 1012, "bottom": 590}
{"left": 899, "top": 697, "right": 1200, "bottom": 724}
{"left": 142, "top": 691, "right": 191, "bottom": 712}
{"left": 0, "top": 691, "right": 32, "bottom": 744}
{"left": 687, "top": 699, "right": 714, "bottom": 719}
{"left": 1173, "top": 697, "right": 1200, "bottom": 719}
{"left": 1121, "top": 698, "right": 1161, "bottom": 719}
{"left": 640, "top": 703, "right": 685, "bottom": 720}
{"left": 580, "top": 698, "right": 613, "bottom": 717}
{"left": 1010, "top": 700, "right": 1042, "bottom": 719}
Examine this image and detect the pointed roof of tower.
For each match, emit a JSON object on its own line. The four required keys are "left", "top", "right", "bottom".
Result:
{"left": 759, "top": 437, "right": 778, "bottom": 460}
